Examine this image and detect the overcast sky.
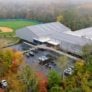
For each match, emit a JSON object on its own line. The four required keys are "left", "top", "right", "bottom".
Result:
{"left": 0, "top": 0, "right": 91, "bottom": 4}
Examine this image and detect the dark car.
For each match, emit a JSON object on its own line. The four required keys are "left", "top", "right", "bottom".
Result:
{"left": 29, "top": 51, "right": 35, "bottom": 56}
{"left": 50, "top": 61, "right": 57, "bottom": 67}
{"left": 45, "top": 63, "right": 54, "bottom": 69}
{"left": 31, "top": 49, "right": 38, "bottom": 53}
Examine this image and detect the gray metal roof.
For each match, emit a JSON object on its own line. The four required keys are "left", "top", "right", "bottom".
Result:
{"left": 26, "top": 22, "right": 71, "bottom": 37}
{"left": 16, "top": 22, "right": 92, "bottom": 47}
{"left": 65, "top": 27, "right": 92, "bottom": 38}
{"left": 51, "top": 32, "right": 92, "bottom": 46}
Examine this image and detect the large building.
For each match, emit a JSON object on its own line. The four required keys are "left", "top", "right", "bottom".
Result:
{"left": 16, "top": 22, "right": 92, "bottom": 55}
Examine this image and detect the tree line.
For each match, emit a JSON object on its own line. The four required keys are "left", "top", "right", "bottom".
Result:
{"left": 0, "top": 2, "right": 92, "bottom": 30}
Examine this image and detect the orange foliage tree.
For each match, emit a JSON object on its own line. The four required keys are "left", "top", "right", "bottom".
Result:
{"left": 36, "top": 72, "right": 48, "bottom": 92}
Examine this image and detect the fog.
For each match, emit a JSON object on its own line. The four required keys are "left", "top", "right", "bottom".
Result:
{"left": 0, "top": 0, "right": 92, "bottom": 21}
{"left": 0, "top": 0, "right": 92, "bottom": 4}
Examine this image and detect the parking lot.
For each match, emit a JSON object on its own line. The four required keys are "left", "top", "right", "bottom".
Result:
{"left": 10, "top": 43, "right": 75, "bottom": 76}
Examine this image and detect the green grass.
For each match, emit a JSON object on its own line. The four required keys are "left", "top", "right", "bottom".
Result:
{"left": 0, "top": 19, "right": 39, "bottom": 30}
{"left": 0, "top": 19, "right": 40, "bottom": 42}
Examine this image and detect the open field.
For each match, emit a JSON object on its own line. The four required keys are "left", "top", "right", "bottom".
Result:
{"left": 0, "top": 19, "right": 39, "bottom": 30}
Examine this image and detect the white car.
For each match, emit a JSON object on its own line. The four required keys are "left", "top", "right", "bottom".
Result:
{"left": 39, "top": 56, "right": 48, "bottom": 61}
{"left": 1, "top": 80, "right": 8, "bottom": 88}
{"left": 64, "top": 67, "right": 74, "bottom": 76}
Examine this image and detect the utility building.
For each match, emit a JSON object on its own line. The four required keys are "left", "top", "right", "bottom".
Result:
{"left": 16, "top": 22, "right": 92, "bottom": 55}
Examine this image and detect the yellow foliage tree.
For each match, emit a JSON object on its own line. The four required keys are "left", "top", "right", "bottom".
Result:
{"left": 57, "top": 55, "right": 68, "bottom": 70}
{"left": 56, "top": 15, "right": 64, "bottom": 22}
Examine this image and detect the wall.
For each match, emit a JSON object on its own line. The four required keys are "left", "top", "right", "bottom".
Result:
{"left": 16, "top": 28, "right": 38, "bottom": 42}
{"left": 60, "top": 40, "right": 82, "bottom": 55}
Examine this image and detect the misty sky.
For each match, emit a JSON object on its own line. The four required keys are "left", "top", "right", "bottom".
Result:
{"left": 0, "top": 0, "right": 92, "bottom": 4}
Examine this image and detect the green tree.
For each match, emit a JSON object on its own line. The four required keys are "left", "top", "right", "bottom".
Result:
{"left": 50, "top": 86, "right": 63, "bottom": 92}
{"left": 48, "top": 70, "right": 61, "bottom": 88}
{"left": 82, "top": 44, "right": 92, "bottom": 72}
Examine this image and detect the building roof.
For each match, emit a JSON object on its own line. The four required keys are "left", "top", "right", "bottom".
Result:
{"left": 51, "top": 32, "right": 92, "bottom": 46}
{"left": 34, "top": 37, "right": 50, "bottom": 43}
{"left": 64, "top": 27, "right": 92, "bottom": 45}
{"left": 65, "top": 27, "right": 92, "bottom": 38}
{"left": 25, "top": 22, "right": 71, "bottom": 37}
{"left": 16, "top": 22, "right": 92, "bottom": 47}
{"left": 47, "top": 39, "right": 60, "bottom": 46}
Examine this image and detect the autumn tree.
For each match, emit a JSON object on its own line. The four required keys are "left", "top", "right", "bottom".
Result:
{"left": 36, "top": 72, "right": 48, "bottom": 92}
{"left": 56, "top": 15, "right": 64, "bottom": 22}
{"left": 20, "top": 65, "right": 38, "bottom": 92}
{"left": 0, "top": 49, "right": 14, "bottom": 77}
{"left": 63, "top": 59, "right": 92, "bottom": 92}
{"left": 11, "top": 50, "right": 23, "bottom": 72}
{"left": 57, "top": 55, "right": 68, "bottom": 70}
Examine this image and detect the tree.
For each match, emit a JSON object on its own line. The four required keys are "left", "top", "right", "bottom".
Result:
{"left": 11, "top": 51, "right": 23, "bottom": 72}
{"left": 36, "top": 72, "right": 48, "bottom": 92}
{"left": 82, "top": 44, "right": 92, "bottom": 61}
{"left": 56, "top": 15, "right": 64, "bottom": 22}
{"left": 48, "top": 70, "right": 61, "bottom": 89}
{"left": 20, "top": 65, "right": 38, "bottom": 92}
{"left": 82, "top": 44, "right": 92, "bottom": 72}
{"left": 50, "top": 86, "right": 63, "bottom": 92}
{"left": 0, "top": 49, "right": 14, "bottom": 77}
{"left": 57, "top": 55, "right": 68, "bottom": 70}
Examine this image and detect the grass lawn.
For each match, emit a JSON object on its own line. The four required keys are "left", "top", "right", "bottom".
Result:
{"left": 0, "top": 19, "right": 39, "bottom": 30}
{"left": 0, "top": 19, "right": 40, "bottom": 44}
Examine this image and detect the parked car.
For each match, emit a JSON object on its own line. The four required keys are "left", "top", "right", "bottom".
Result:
{"left": 29, "top": 51, "right": 35, "bottom": 56}
{"left": 25, "top": 52, "right": 30, "bottom": 57}
{"left": 38, "top": 48, "right": 45, "bottom": 51}
{"left": 45, "top": 63, "right": 54, "bottom": 69}
{"left": 38, "top": 56, "right": 49, "bottom": 65}
{"left": 31, "top": 49, "right": 38, "bottom": 53}
{"left": 1, "top": 80, "right": 8, "bottom": 88}
{"left": 64, "top": 67, "right": 74, "bottom": 76}
{"left": 46, "top": 54, "right": 57, "bottom": 60}
{"left": 50, "top": 61, "right": 57, "bottom": 67}
{"left": 69, "top": 65, "right": 74, "bottom": 70}
{"left": 39, "top": 56, "right": 49, "bottom": 61}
